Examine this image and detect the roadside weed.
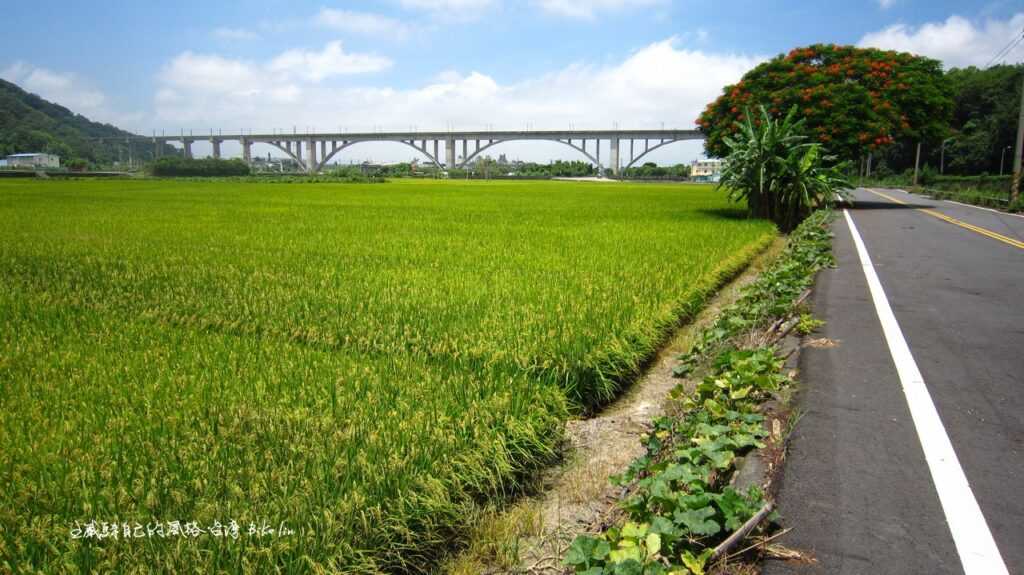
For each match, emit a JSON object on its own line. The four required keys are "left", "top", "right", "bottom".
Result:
{"left": 795, "top": 313, "right": 825, "bottom": 335}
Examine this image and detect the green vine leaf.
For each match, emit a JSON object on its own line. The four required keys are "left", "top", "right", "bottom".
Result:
{"left": 673, "top": 507, "right": 721, "bottom": 536}
{"left": 565, "top": 535, "right": 611, "bottom": 568}
{"left": 680, "top": 548, "right": 714, "bottom": 575}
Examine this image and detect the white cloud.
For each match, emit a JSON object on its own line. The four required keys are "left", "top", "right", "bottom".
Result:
{"left": 0, "top": 61, "right": 30, "bottom": 82}
{"left": 6, "top": 65, "right": 106, "bottom": 111}
{"left": 316, "top": 8, "right": 412, "bottom": 38}
{"left": 268, "top": 41, "right": 392, "bottom": 81}
{"left": 213, "top": 27, "right": 259, "bottom": 41}
{"left": 534, "top": 0, "right": 666, "bottom": 19}
{"left": 153, "top": 37, "right": 760, "bottom": 165}
{"left": 158, "top": 41, "right": 390, "bottom": 114}
{"left": 859, "top": 13, "right": 1024, "bottom": 68}
{"left": 161, "top": 53, "right": 262, "bottom": 96}
{"left": 156, "top": 41, "right": 392, "bottom": 125}
{"left": 399, "top": 0, "right": 496, "bottom": 10}
{"left": 877, "top": 0, "right": 896, "bottom": 9}
{"left": 395, "top": 0, "right": 496, "bottom": 21}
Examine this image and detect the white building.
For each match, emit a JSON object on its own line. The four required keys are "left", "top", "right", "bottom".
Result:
{"left": 6, "top": 153, "right": 60, "bottom": 169}
{"left": 691, "top": 158, "right": 723, "bottom": 183}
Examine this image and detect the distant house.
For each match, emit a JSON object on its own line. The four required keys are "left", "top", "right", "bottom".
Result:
{"left": 6, "top": 153, "right": 60, "bottom": 169}
{"left": 690, "top": 159, "right": 723, "bottom": 183}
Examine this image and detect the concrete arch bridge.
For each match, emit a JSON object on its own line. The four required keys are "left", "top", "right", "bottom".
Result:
{"left": 110, "top": 129, "right": 704, "bottom": 175}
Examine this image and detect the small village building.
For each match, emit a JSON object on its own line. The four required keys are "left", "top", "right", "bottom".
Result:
{"left": 6, "top": 153, "right": 60, "bottom": 169}
{"left": 690, "top": 158, "right": 723, "bottom": 183}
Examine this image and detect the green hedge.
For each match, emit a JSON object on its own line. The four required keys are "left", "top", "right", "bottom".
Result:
{"left": 150, "top": 157, "right": 250, "bottom": 177}
{"left": 863, "top": 171, "right": 1014, "bottom": 195}
{"left": 863, "top": 171, "right": 1022, "bottom": 212}
{"left": 927, "top": 173, "right": 1013, "bottom": 193}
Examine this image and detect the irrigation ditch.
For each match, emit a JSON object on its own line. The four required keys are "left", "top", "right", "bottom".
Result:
{"left": 443, "top": 211, "right": 835, "bottom": 575}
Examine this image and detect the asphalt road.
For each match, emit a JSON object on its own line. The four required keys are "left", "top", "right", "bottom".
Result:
{"left": 764, "top": 188, "right": 1023, "bottom": 574}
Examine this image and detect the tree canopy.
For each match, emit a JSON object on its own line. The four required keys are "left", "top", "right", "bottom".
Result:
{"left": 622, "top": 162, "right": 690, "bottom": 179}
{"left": 698, "top": 44, "right": 953, "bottom": 163}
{"left": 824, "top": 64, "right": 1023, "bottom": 177}
{"left": 150, "top": 157, "right": 250, "bottom": 177}
{"left": 938, "top": 64, "right": 1022, "bottom": 175}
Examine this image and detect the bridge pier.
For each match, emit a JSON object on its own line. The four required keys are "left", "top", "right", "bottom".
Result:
{"left": 446, "top": 137, "right": 456, "bottom": 169}
{"left": 241, "top": 138, "right": 251, "bottom": 164}
{"left": 610, "top": 137, "right": 620, "bottom": 176}
{"left": 182, "top": 138, "right": 193, "bottom": 159}
{"left": 211, "top": 139, "right": 221, "bottom": 159}
{"left": 306, "top": 139, "right": 316, "bottom": 173}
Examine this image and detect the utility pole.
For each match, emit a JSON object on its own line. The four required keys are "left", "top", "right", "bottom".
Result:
{"left": 912, "top": 141, "right": 922, "bottom": 186}
{"left": 1012, "top": 72, "right": 1024, "bottom": 203}
{"left": 940, "top": 137, "right": 954, "bottom": 174}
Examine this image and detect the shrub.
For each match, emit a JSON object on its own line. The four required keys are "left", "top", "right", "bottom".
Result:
{"left": 64, "top": 158, "right": 89, "bottom": 171}
{"left": 916, "top": 164, "right": 937, "bottom": 186}
{"left": 719, "top": 105, "right": 850, "bottom": 232}
{"left": 150, "top": 157, "right": 251, "bottom": 177}
{"left": 1009, "top": 194, "right": 1023, "bottom": 213}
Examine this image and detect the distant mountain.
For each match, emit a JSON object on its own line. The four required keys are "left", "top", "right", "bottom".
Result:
{"left": 0, "top": 79, "right": 170, "bottom": 166}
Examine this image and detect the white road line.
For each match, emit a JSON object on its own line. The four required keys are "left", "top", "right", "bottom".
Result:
{"left": 843, "top": 209, "right": 1008, "bottom": 575}
{"left": 881, "top": 187, "right": 1024, "bottom": 219}
{"left": 944, "top": 199, "right": 1024, "bottom": 219}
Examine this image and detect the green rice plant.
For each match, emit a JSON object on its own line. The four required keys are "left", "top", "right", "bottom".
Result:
{"left": 0, "top": 178, "right": 775, "bottom": 573}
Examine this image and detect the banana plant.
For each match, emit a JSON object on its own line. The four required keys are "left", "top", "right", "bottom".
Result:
{"left": 719, "top": 105, "right": 850, "bottom": 231}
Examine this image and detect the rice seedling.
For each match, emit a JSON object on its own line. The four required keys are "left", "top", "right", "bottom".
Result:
{"left": 0, "top": 178, "right": 774, "bottom": 572}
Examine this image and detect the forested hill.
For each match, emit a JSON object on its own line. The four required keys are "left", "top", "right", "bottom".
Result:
{"left": 0, "top": 78, "right": 166, "bottom": 166}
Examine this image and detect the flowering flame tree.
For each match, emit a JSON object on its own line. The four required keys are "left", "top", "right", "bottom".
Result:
{"left": 698, "top": 44, "right": 953, "bottom": 163}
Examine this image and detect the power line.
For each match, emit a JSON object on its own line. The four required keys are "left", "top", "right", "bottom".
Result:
{"left": 985, "top": 28, "right": 1021, "bottom": 66}
{"left": 985, "top": 27, "right": 1024, "bottom": 68}
{"left": 997, "top": 34, "right": 1024, "bottom": 66}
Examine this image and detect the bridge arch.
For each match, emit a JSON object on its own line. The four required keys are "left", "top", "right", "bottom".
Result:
{"left": 316, "top": 140, "right": 443, "bottom": 172}
{"left": 458, "top": 138, "right": 601, "bottom": 169}
{"left": 622, "top": 139, "right": 690, "bottom": 171}
{"left": 263, "top": 141, "right": 308, "bottom": 171}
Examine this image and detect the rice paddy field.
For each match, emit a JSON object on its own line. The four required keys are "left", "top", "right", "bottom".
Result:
{"left": 0, "top": 178, "right": 775, "bottom": 573}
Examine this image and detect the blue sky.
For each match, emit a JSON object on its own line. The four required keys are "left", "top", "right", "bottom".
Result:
{"left": 2, "top": 1, "right": 1022, "bottom": 164}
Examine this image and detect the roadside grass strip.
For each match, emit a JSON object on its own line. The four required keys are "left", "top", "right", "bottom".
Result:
{"left": 563, "top": 211, "right": 835, "bottom": 575}
{"left": 0, "top": 179, "right": 775, "bottom": 573}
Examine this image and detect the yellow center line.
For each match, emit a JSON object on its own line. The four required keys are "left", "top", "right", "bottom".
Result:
{"left": 863, "top": 189, "right": 1024, "bottom": 250}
